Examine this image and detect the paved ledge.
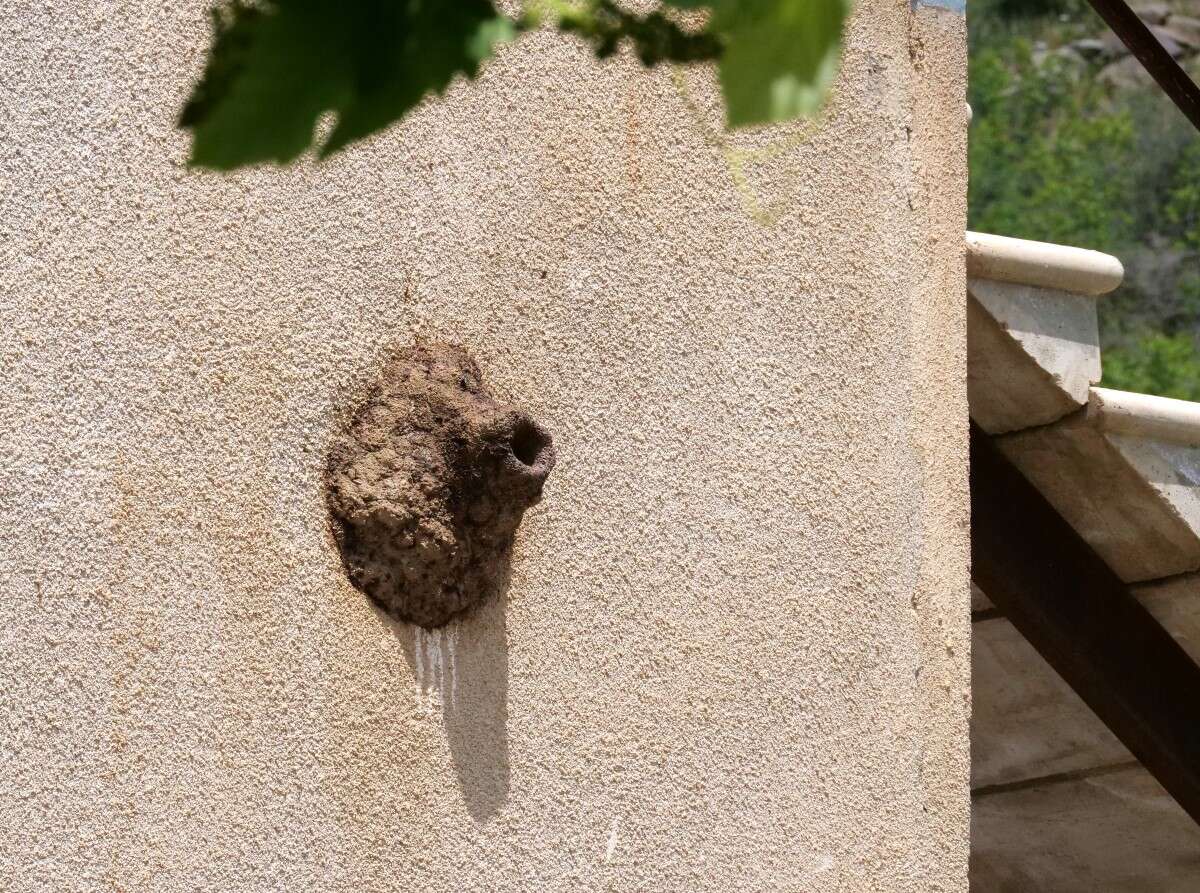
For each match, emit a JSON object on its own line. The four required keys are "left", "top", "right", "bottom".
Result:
{"left": 1090, "top": 387, "right": 1200, "bottom": 447}
{"left": 971, "top": 764, "right": 1200, "bottom": 892}
{"left": 968, "top": 278, "right": 1101, "bottom": 434}
{"left": 966, "top": 232, "right": 1125, "bottom": 296}
{"left": 972, "top": 615, "right": 1130, "bottom": 789}
{"left": 997, "top": 405, "right": 1200, "bottom": 582}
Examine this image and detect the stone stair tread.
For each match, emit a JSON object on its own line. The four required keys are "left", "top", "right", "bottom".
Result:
{"left": 965, "top": 232, "right": 1116, "bottom": 435}
{"left": 966, "top": 231, "right": 1124, "bottom": 295}
{"left": 996, "top": 399, "right": 1200, "bottom": 582}
{"left": 968, "top": 278, "right": 1101, "bottom": 434}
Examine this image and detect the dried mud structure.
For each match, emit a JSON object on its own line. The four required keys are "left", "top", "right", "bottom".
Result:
{"left": 326, "top": 342, "right": 555, "bottom": 628}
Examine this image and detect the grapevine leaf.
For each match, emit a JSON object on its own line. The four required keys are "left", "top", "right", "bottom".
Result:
{"left": 666, "top": 0, "right": 850, "bottom": 127}
{"left": 554, "top": 0, "right": 722, "bottom": 65}
{"left": 179, "top": 0, "right": 514, "bottom": 169}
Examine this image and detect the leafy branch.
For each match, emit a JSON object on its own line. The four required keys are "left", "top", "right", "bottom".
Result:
{"left": 179, "top": 0, "right": 851, "bottom": 170}
{"left": 534, "top": 0, "right": 722, "bottom": 65}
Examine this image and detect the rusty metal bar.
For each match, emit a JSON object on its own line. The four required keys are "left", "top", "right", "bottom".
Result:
{"left": 1086, "top": 0, "right": 1200, "bottom": 132}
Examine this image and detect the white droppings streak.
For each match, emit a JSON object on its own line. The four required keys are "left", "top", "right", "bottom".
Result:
{"left": 447, "top": 624, "right": 459, "bottom": 709}
{"left": 412, "top": 626, "right": 462, "bottom": 715}
{"left": 414, "top": 628, "right": 426, "bottom": 708}
{"left": 604, "top": 817, "right": 620, "bottom": 864}
{"left": 434, "top": 628, "right": 448, "bottom": 710}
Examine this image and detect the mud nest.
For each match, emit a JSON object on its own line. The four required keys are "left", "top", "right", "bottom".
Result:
{"left": 326, "top": 341, "right": 556, "bottom": 628}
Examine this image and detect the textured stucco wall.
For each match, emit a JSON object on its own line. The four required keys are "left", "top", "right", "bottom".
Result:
{"left": 1, "top": 1, "right": 969, "bottom": 889}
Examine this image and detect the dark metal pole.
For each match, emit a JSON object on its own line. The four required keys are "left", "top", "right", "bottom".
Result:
{"left": 971, "top": 424, "right": 1200, "bottom": 824}
{"left": 1086, "top": 0, "right": 1200, "bottom": 132}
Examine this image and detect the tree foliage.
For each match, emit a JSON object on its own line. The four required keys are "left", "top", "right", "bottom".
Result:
{"left": 180, "top": 0, "right": 851, "bottom": 170}
{"left": 1164, "top": 139, "right": 1200, "bottom": 252}
{"left": 1102, "top": 332, "right": 1200, "bottom": 401}
{"left": 968, "top": 0, "right": 1200, "bottom": 400}
{"left": 968, "top": 41, "right": 1137, "bottom": 249}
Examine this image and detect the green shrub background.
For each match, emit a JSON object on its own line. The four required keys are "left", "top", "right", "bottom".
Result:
{"left": 969, "top": 0, "right": 1200, "bottom": 399}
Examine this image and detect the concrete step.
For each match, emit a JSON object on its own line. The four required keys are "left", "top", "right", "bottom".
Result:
{"left": 967, "top": 232, "right": 1122, "bottom": 435}
{"left": 967, "top": 233, "right": 1200, "bottom": 581}
{"left": 996, "top": 388, "right": 1200, "bottom": 582}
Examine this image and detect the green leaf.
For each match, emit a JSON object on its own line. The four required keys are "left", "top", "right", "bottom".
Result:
{"left": 552, "top": 0, "right": 722, "bottom": 65}
{"left": 666, "top": 0, "right": 851, "bottom": 127}
{"left": 180, "top": 0, "right": 514, "bottom": 169}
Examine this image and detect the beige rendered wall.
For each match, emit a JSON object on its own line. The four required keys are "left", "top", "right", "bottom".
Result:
{"left": 0, "top": 1, "right": 969, "bottom": 889}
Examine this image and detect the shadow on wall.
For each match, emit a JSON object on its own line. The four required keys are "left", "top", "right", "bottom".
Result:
{"left": 373, "top": 575, "right": 512, "bottom": 824}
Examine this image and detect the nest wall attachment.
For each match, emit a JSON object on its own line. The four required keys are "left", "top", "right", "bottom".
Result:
{"left": 326, "top": 341, "right": 556, "bottom": 629}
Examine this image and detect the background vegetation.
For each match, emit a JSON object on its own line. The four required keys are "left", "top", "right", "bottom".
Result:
{"left": 969, "top": 0, "right": 1200, "bottom": 398}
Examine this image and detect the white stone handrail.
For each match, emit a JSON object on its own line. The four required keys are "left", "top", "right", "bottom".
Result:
{"left": 1089, "top": 387, "right": 1200, "bottom": 448}
{"left": 966, "top": 232, "right": 1125, "bottom": 296}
